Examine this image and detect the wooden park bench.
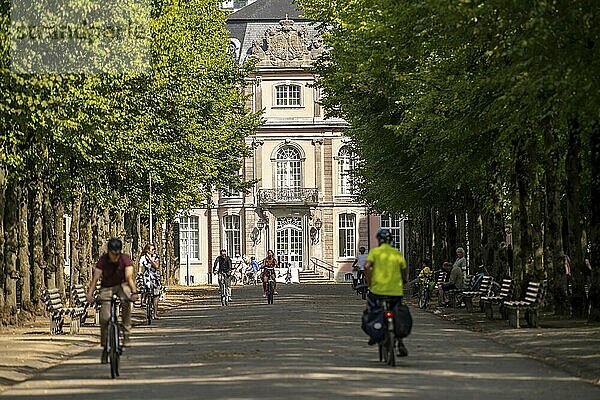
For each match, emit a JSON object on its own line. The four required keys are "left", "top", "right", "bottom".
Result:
{"left": 461, "top": 275, "right": 493, "bottom": 312}
{"left": 446, "top": 274, "right": 473, "bottom": 308}
{"left": 504, "top": 281, "right": 545, "bottom": 328}
{"left": 71, "top": 284, "right": 96, "bottom": 325}
{"left": 43, "top": 288, "right": 86, "bottom": 334}
{"left": 480, "top": 278, "right": 514, "bottom": 319}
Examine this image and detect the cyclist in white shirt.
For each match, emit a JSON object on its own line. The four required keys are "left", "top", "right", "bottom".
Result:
{"left": 352, "top": 246, "right": 368, "bottom": 281}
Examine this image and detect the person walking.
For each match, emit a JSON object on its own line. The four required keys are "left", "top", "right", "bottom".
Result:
{"left": 86, "top": 238, "right": 139, "bottom": 363}
{"left": 139, "top": 243, "right": 162, "bottom": 319}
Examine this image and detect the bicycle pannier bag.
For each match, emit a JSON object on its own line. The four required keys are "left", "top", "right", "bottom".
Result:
{"left": 393, "top": 303, "right": 413, "bottom": 338}
{"left": 361, "top": 306, "right": 385, "bottom": 344}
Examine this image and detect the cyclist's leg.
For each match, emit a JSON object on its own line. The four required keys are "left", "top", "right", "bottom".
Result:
{"left": 117, "top": 283, "right": 132, "bottom": 340}
{"left": 226, "top": 274, "right": 232, "bottom": 299}
{"left": 272, "top": 271, "right": 278, "bottom": 293}
{"left": 262, "top": 273, "right": 267, "bottom": 294}
{"left": 99, "top": 286, "right": 116, "bottom": 346}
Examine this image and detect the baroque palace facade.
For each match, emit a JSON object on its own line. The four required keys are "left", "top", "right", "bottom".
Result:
{"left": 176, "top": 0, "right": 407, "bottom": 284}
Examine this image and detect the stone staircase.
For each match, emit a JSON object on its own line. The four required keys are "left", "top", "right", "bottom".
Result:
{"left": 299, "top": 269, "right": 331, "bottom": 283}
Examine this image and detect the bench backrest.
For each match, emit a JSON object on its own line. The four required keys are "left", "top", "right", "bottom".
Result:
{"left": 478, "top": 276, "right": 493, "bottom": 294}
{"left": 463, "top": 275, "right": 473, "bottom": 289}
{"left": 436, "top": 271, "right": 447, "bottom": 285}
{"left": 498, "top": 278, "right": 514, "bottom": 300}
{"left": 522, "top": 281, "right": 544, "bottom": 305}
{"left": 43, "top": 288, "right": 64, "bottom": 311}
{"left": 71, "top": 285, "right": 87, "bottom": 306}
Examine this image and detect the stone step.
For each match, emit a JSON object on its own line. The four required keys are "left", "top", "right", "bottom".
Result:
{"left": 299, "top": 270, "right": 331, "bottom": 283}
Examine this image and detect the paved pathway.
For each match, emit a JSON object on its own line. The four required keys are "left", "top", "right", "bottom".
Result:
{"left": 2, "top": 284, "right": 599, "bottom": 399}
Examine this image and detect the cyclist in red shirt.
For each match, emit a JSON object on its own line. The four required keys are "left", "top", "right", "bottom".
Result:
{"left": 86, "top": 238, "right": 139, "bottom": 363}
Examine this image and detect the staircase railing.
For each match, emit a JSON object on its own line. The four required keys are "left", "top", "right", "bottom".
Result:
{"left": 309, "top": 257, "right": 335, "bottom": 281}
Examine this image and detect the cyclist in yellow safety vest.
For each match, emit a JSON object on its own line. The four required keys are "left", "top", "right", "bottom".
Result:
{"left": 365, "top": 228, "right": 409, "bottom": 357}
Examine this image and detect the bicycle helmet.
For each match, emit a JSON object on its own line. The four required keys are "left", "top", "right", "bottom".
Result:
{"left": 107, "top": 237, "right": 123, "bottom": 254}
{"left": 376, "top": 228, "right": 391, "bottom": 243}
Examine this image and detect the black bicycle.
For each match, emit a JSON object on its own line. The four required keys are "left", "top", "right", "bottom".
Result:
{"left": 217, "top": 272, "right": 230, "bottom": 306}
{"left": 98, "top": 294, "right": 127, "bottom": 378}
{"left": 418, "top": 276, "right": 434, "bottom": 309}
{"left": 265, "top": 274, "right": 275, "bottom": 304}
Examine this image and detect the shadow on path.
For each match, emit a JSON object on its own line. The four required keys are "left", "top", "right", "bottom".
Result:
{"left": 2, "top": 284, "right": 599, "bottom": 399}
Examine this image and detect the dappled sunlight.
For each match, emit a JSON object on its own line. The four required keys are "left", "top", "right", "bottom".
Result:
{"left": 2, "top": 284, "right": 599, "bottom": 399}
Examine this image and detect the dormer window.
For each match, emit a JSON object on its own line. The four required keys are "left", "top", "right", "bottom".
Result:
{"left": 275, "top": 84, "right": 301, "bottom": 106}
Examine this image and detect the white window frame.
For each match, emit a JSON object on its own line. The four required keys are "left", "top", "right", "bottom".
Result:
{"left": 223, "top": 215, "right": 241, "bottom": 257}
{"left": 276, "top": 145, "right": 302, "bottom": 190}
{"left": 338, "top": 145, "right": 356, "bottom": 195}
{"left": 179, "top": 216, "right": 200, "bottom": 260}
{"left": 274, "top": 84, "right": 302, "bottom": 107}
{"left": 339, "top": 213, "right": 356, "bottom": 258}
{"left": 380, "top": 214, "right": 404, "bottom": 252}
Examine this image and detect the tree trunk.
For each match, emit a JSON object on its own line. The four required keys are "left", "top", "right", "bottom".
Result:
{"left": 432, "top": 209, "right": 445, "bottom": 269}
{"left": 588, "top": 121, "right": 600, "bottom": 322}
{"left": 54, "top": 198, "right": 66, "bottom": 299}
{"left": 43, "top": 186, "right": 57, "bottom": 291}
{"left": 78, "top": 200, "right": 92, "bottom": 287}
{"left": 97, "top": 208, "right": 110, "bottom": 256}
{"left": 154, "top": 217, "right": 163, "bottom": 262}
{"left": 124, "top": 210, "right": 135, "bottom": 257}
{"left": 446, "top": 210, "right": 457, "bottom": 261}
{"left": 0, "top": 167, "right": 6, "bottom": 312}
{"left": 511, "top": 138, "right": 526, "bottom": 296}
{"left": 566, "top": 117, "right": 588, "bottom": 318}
{"left": 530, "top": 174, "right": 545, "bottom": 281}
{"left": 17, "top": 182, "right": 31, "bottom": 311}
{"left": 30, "top": 179, "right": 45, "bottom": 310}
{"left": 3, "top": 181, "right": 19, "bottom": 321}
{"left": 165, "top": 219, "right": 175, "bottom": 285}
{"left": 70, "top": 191, "right": 82, "bottom": 286}
{"left": 466, "top": 191, "right": 483, "bottom": 272}
{"left": 543, "top": 121, "right": 569, "bottom": 315}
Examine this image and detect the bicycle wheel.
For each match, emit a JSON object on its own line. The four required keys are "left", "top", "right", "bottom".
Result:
{"left": 267, "top": 281, "right": 274, "bottom": 304}
{"left": 384, "top": 331, "right": 396, "bottom": 367}
{"left": 387, "top": 339, "right": 396, "bottom": 367}
{"left": 108, "top": 325, "right": 119, "bottom": 378}
{"left": 382, "top": 335, "right": 389, "bottom": 363}
{"left": 419, "top": 288, "right": 426, "bottom": 309}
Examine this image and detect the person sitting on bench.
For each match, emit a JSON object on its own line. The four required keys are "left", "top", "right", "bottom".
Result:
{"left": 438, "top": 261, "right": 464, "bottom": 306}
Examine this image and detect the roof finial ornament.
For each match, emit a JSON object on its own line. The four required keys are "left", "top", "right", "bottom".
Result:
{"left": 285, "top": 13, "right": 288, "bottom": 20}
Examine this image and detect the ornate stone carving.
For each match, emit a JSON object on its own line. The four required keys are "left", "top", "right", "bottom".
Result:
{"left": 248, "top": 19, "right": 324, "bottom": 67}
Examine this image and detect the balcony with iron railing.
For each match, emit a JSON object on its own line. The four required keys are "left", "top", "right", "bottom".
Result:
{"left": 257, "top": 188, "right": 319, "bottom": 205}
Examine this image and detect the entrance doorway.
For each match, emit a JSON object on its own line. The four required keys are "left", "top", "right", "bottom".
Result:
{"left": 276, "top": 217, "right": 303, "bottom": 269}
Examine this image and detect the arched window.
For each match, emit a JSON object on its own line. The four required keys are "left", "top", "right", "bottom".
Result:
{"left": 338, "top": 145, "right": 356, "bottom": 195}
{"left": 276, "top": 145, "right": 302, "bottom": 189}
{"left": 275, "top": 84, "right": 301, "bottom": 106}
